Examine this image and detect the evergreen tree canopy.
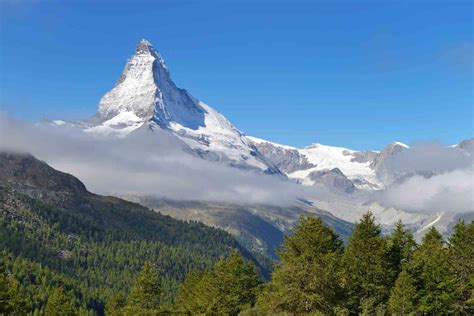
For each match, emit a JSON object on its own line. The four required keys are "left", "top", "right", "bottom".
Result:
{"left": 0, "top": 271, "right": 25, "bottom": 315}
{"left": 387, "top": 270, "right": 416, "bottom": 316}
{"left": 105, "top": 292, "right": 126, "bottom": 315}
{"left": 252, "top": 215, "right": 344, "bottom": 315}
{"left": 126, "top": 261, "right": 162, "bottom": 310}
{"left": 448, "top": 220, "right": 474, "bottom": 314}
{"left": 408, "top": 226, "right": 457, "bottom": 314}
{"left": 387, "top": 220, "right": 416, "bottom": 283}
{"left": 342, "top": 211, "right": 390, "bottom": 314}
{"left": 45, "top": 286, "right": 77, "bottom": 316}
{"left": 175, "top": 250, "right": 260, "bottom": 316}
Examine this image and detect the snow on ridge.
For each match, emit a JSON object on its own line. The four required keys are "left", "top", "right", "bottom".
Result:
{"left": 52, "top": 120, "right": 66, "bottom": 126}
{"left": 84, "top": 111, "right": 144, "bottom": 137}
{"left": 393, "top": 141, "right": 409, "bottom": 148}
{"left": 246, "top": 136, "right": 298, "bottom": 150}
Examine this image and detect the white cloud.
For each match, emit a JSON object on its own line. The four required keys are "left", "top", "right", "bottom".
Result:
{"left": 1, "top": 114, "right": 472, "bottom": 215}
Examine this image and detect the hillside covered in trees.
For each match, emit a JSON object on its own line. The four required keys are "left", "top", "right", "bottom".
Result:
{"left": 0, "top": 152, "right": 266, "bottom": 314}
{"left": 1, "top": 152, "right": 473, "bottom": 315}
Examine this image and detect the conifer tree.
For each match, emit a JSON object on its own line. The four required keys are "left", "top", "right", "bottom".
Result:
{"left": 126, "top": 261, "right": 162, "bottom": 311}
{"left": 408, "top": 226, "right": 456, "bottom": 314}
{"left": 342, "top": 211, "right": 390, "bottom": 314}
{"left": 0, "top": 272, "right": 25, "bottom": 314}
{"left": 387, "top": 220, "right": 416, "bottom": 284}
{"left": 387, "top": 270, "right": 416, "bottom": 315}
{"left": 105, "top": 292, "right": 126, "bottom": 315}
{"left": 174, "top": 269, "right": 216, "bottom": 314}
{"left": 175, "top": 251, "right": 260, "bottom": 316}
{"left": 252, "top": 215, "right": 344, "bottom": 315}
{"left": 448, "top": 220, "right": 474, "bottom": 314}
{"left": 209, "top": 251, "right": 260, "bottom": 315}
{"left": 44, "top": 286, "right": 77, "bottom": 316}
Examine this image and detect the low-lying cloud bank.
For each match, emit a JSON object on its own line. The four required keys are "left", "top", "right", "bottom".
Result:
{"left": 0, "top": 114, "right": 472, "bottom": 215}
{"left": 377, "top": 141, "right": 474, "bottom": 214}
{"left": 0, "top": 114, "right": 328, "bottom": 206}
{"left": 379, "top": 167, "right": 473, "bottom": 214}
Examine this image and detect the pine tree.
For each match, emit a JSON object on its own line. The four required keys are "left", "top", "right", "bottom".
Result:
{"left": 408, "top": 227, "right": 456, "bottom": 314}
{"left": 44, "top": 286, "right": 77, "bottom": 316}
{"left": 105, "top": 292, "right": 126, "bottom": 315}
{"left": 342, "top": 211, "right": 390, "bottom": 314}
{"left": 448, "top": 220, "right": 474, "bottom": 314}
{"left": 387, "top": 271, "right": 416, "bottom": 315}
{"left": 175, "top": 251, "right": 260, "bottom": 316}
{"left": 387, "top": 220, "right": 416, "bottom": 284}
{"left": 174, "top": 269, "right": 216, "bottom": 314}
{"left": 126, "top": 261, "right": 162, "bottom": 311}
{"left": 0, "top": 272, "right": 25, "bottom": 314}
{"left": 252, "top": 215, "right": 344, "bottom": 315}
{"left": 208, "top": 251, "right": 261, "bottom": 315}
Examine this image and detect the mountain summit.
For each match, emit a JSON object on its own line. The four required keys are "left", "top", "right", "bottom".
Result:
{"left": 98, "top": 39, "right": 205, "bottom": 129}
{"left": 43, "top": 39, "right": 472, "bottom": 250}
{"left": 86, "top": 39, "right": 279, "bottom": 173}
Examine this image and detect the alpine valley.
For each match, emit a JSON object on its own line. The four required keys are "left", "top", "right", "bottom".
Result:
{"left": 24, "top": 39, "right": 474, "bottom": 258}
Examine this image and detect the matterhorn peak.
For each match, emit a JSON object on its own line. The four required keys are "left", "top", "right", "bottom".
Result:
{"left": 97, "top": 38, "right": 204, "bottom": 128}
{"left": 136, "top": 38, "right": 153, "bottom": 53}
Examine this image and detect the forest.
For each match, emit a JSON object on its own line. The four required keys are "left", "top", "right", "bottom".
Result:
{"left": 2, "top": 210, "right": 473, "bottom": 315}
{"left": 0, "top": 153, "right": 473, "bottom": 315}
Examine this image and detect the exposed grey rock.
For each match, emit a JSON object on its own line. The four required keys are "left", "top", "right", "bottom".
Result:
{"left": 370, "top": 142, "right": 408, "bottom": 171}
{"left": 344, "top": 150, "right": 378, "bottom": 163}
{"left": 458, "top": 138, "right": 474, "bottom": 153}
{"left": 308, "top": 168, "right": 356, "bottom": 193}
{"left": 129, "top": 197, "right": 353, "bottom": 259}
{"left": 369, "top": 142, "right": 409, "bottom": 185}
{"left": 248, "top": 140, "right": 316, "bottom": 173}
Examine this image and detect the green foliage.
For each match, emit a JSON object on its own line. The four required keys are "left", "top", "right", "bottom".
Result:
{"left": 126, "top": 261, "right": 162, "bottom": 310}
{"left": 387, "top": 220, "right": 416, "bottom": 284}
{"left": 0, "top": 186, "right": 263, "bottom": 314}
{"left": 252, "top": 215, "right": 344, "bottom": 315}
{"left": 2, "top": 170, "right": 473, "bottom": 316}
{"left": 0, "top": 268, "right": 25, "bottom": 315}
{"left": 45, "top": 286, "right": 77, "bottom": 316}
{"left": 342, "top": 211, "right": 390, "bottom": 314}
{"left": 448, "top": 220, "right": 474, "bottom": 314}
{"left": 105, "top": 292, "right": 126, "bottom": 315}
{"left": 387, "top": 270, "right": 416, "bottom": 315}
{"left": 175, "top": 250, "right": 260, "bottom": 315}
{"left": 408, "top": 226, "right": 457, "bottom": 314}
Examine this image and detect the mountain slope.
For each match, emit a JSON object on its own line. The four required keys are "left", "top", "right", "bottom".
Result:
{"left": 42, "top": 38, "right": 471, "bottom": 245}
{"left": 78, "top": 39, "right": 280, "bottom": 174}
{"left": 247, "top": 136, "right": 388, "bottom": 190}
{"left": 130, "top": 198, "right": 354, "bottom": 259}
{"left": 0, "top": 151, "right": 266, "bottom": 313}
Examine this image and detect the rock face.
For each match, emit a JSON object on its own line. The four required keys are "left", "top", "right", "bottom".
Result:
{"left": 42, "top": 38, "right": 471, "bottom": 248}
{"left": 0, "top": 152, "right": 88, "bottom": 195}
{"left": 98, "top": 39, "right": 205, "bottom": 128}
{"left": 85, "top": 39, "right": 281, "bottom": 173}
{"left": 458, "top": 138, "right": 474, "bottom": 153}
{"left": 247, "top": 136, "right": 384, "bottom": 190}
{"left": 308, "top": 168, "right": 356, "bottom": 193}
{"left": 248, "top": 138, "right": 316, "bottom": 173}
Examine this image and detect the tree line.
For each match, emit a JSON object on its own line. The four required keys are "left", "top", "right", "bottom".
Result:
{"left": 0, "top": 187, "right": 265, "bottom": 315}
{"left": 4, "top": 211, "right": 470, "bottom": 315}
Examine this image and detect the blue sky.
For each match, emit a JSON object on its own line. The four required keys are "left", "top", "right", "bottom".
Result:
{"left": 1, "top": 0, "right": 472, "bottom": 149}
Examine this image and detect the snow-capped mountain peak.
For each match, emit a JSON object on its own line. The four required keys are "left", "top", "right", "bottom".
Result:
{"left": 97, "top": 39, "right": 204, "bottom": 129}
{"left": 84, "top": 39, "right": 280, "bottom": 173}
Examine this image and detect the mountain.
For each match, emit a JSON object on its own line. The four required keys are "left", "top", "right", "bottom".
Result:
{"left": 43, "top": 39, "right": 471, "bottom": 245}
{"left": 0, "top": 151, "right": 267, "bottom": 313}
{"left": 127, "top": 197, "right": 353, "bottom": 259}
{"left": 247, "top": 136, "right": 406, "bottom": 190}
{"left": 76, "top": 39, "right": 280, "bottom": 174}
{"left": 247, "top": 136, "right": 473, "bottom": 238}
